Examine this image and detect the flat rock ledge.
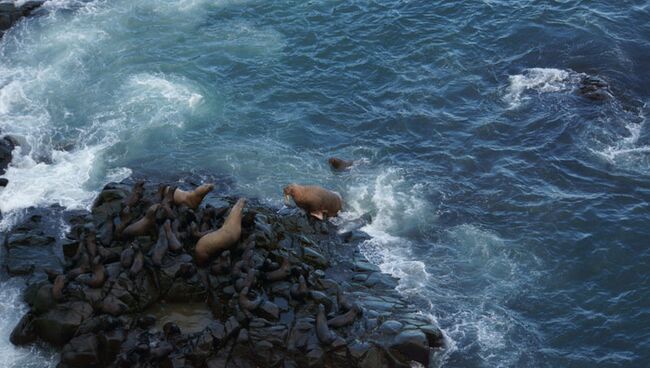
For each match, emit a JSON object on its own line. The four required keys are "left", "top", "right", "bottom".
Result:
{"left": 8, "top": 180, "right": 444, "bottom": 367}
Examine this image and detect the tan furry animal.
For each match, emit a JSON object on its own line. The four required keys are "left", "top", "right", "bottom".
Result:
{"left": 173, "top": 183, "right": 214, "bottom": 209}
{"left": 195, "top": 198, "right": 246, "bottom": 265}
{"left": 283, "top": 184, "right": 342, "bottom": 220}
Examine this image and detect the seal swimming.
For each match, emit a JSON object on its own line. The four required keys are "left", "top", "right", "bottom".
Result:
{"left": 195, "top": 198, "right": 246, "bottom": 265}
{"left": 283, "top": 184, "right": 342, "bottom": 220}
{"left": 328, "top": 157, "right": 354, "bottom": 171}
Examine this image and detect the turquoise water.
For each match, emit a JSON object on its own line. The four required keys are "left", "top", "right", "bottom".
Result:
{"left": 1, "top": 0, "right": 650, "bottom": 366}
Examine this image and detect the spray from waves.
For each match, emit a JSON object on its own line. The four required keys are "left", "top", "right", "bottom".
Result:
{"left": 591, "top": 103, "right": 650, "bottom": 170}
{"left": 342, "top": 167, "right": 540, "bottom": 366}
{"left": 344, "top": 168, "right": 435, "bottom": 300}
{"left": 0, "top": 279, "right": 58, "bottom": 368}
{"left": 504, "top": 68, "right": 583, "bottom": 109}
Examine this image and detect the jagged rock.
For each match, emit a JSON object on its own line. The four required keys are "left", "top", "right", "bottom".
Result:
{"left": 7, "top": 179, "right": 444, "bottom": 367}
{"left": 60, "top": 333, "right": 100, "bottom": 367}
{"left": 32, "top": 301, "right": 93, "bottom": 346}
{"left": 389, "top": 329, "right": 430, "bottom": 366}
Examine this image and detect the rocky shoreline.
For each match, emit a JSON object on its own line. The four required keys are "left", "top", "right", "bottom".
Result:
{"left": 6, "top": 179, "right": 444, "bottom": 367}
{"left": 0, "top": 0, "right": 45, "bottom": 37}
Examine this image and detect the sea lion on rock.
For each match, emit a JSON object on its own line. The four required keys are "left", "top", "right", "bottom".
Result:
{"left": 120, "top": 246, "right": 135, "bottom": 269}
{"left": 328, "top": 157, "right": 354, "bottom": 171}
{"left": 164, "top": 220, "right": 182, "bottom": 251}
{"left": 151, "top": 224, "right": 169, "bottom": 267}
{"left": 316, "top": 304, "right": 336, "bottom": 345}
{"left": 80, "top": 264, "right": 106, "bottom": 289}
{"left": 239, "top": 286, "right": 262, "bottom": 311}
{"left": 129, "top": 251, "right": 144, "bottom": 278}
{"left": 327, "top": 304, "right": 361, "bottom": 328}
{"left": 283, "top": 184, "right": 342, "bottom": 220}
{"left": 173, "top": 184, "right": 214, "bottom": 210}
{"left": 122, "top": 204, "right": 160, "bottom": 239}
{"left": 195, "top": 198, "right": 246, "bottom": 265}
{"left": 290, "top": 275, "right": 309, "bottom": 299}
{"left": 264, "top": 256, "right": 290, "bottom": 282}
{"left": 52, "top": 275, "right": 66, "bottom": 301}
{"left": 123, "top": 181, "right": 145, "bottom": 208}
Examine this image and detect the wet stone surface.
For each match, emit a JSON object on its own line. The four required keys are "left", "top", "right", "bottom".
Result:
{"left": 9, "top": 180, "right": 444, "bottom": 367}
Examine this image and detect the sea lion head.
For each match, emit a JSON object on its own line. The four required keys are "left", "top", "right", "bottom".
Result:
{"left": 196, "top": 183, "right": 215, "bottom": 195}
{"left": 283, "top": 184, "right": 299, "bottom": 205}
{"left": 328, "top": 157, "right": 353, "bottom": 171}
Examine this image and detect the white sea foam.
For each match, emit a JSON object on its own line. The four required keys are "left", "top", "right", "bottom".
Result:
{"left": 504, "top": 68, "right": 580, "bottom": 108}
{"left": 592, "top": 103, "right": 650, "bottom": 169}
{"left": 0, "top": 279, "right": 58, "bottom": 368}
{"left": 344, "top": 169, "right": 433, "bottom": 296}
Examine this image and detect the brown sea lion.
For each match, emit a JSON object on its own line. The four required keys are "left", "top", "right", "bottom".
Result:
{"left": 210, "top": 250, "right": 231, "bottom": 275}
{"left": 290, "top": 275, "right": 309, "bottom": 299}
{"left": 151, "top": 224, "right": 169, "bottom": 267}
{"left": 328, "top": 157, "right": 354, "bottom": 171}
{"left": 122, "top": 204, "right": 160, "bottom": 239}
{"left": 195, "top": 198, "right": 246, "bottom": 265}
{"left": 238, "top": 286, "right": 262, "bottom": 311}
{"left": 123, "top": 181, "right": 145, "bottom": 208}
{"left": 283, "top": 184, "right": 342, "bottom": 220}
{"left": 264, "top": 256, "right": 290, "bottom": 282}
{"left": 80, "top": 264, "right": 106, "bottom": 289}
{"left": 120, "top": 245, "right": 135, "bottom": 269}
{"left": 164, "top": 219, "right": 183, "bottom": 251}
{"left": 173, "top": 184, "right": 214, "bottom": 210}
{"left": 129, "top": 250, "right": 144, "bottom": 278}
{"left": 52, "top": 275, "right": 66, "bottom": 301}
{"left": 316, "top": 304, "right": 336, "bottom": 344}
{"left": 327, "top": 304, "right": 361, "bottom": 327}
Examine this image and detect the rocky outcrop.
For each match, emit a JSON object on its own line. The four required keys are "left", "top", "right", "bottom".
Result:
{"left": 0, "top": 135, "right": 15, "bottom": 186}
{"left": 0, "top": 0, "right": 45, "bottom": 37}
{"left": 10, "top": 180, "right": 445, "bottom": 367}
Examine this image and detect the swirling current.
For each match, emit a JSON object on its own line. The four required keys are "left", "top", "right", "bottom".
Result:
{"left": 1, "top": 0, "right": 649, "bottom": 367}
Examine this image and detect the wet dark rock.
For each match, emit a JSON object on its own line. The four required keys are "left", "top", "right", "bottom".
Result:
{"left": 60, "top": 333, "right": 100, "bottom": 367}
{"left": 390, "top": 329, "right": 430, "bottom": 366}
{"left": 8, "top": 179, "right": 444, "bottom": 367}
{"left": 578, "top": 75, "right": 612, "bottom": 101}
{"left": 0, "top": 135, "right": 15, "bottom": 175}
{"left": 0, "top": 1, "right": 46, "bottom": 37}
{"left": 32, "top": 301, "right": 93, "bottom": 346}
{"left": 3, "top": 213, "right": 62, "bottom": 278}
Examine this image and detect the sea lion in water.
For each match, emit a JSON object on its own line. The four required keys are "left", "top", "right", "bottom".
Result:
{"left": 283, "top": 184, "right": 342, "bottom": 220}
{"left": 328, "top": 157, "right": 354, "bottom": 171}
{"left": 173, "top": 184, "right": 214, "bottom": 210}
{"left": 195, "top": 198, "right": 246, "bottom": 265}
{"left": 122, "top": 204, "right": 160, "bottom": 239}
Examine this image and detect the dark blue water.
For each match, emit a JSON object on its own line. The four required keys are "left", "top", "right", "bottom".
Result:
{"left": 1, "top": 1, "right": 649, "bottom": 367}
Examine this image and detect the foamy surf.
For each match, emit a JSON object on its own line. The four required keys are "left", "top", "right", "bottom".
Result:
{"left": 504, "top": 68, "right": 582, "bottom": 109}
{"left": 0, "top": 279, "right": 58, "bottom": 368}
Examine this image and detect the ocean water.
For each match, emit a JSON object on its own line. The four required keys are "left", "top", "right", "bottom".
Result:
{"left": 1, "top": 0, "right": 649, "bottom": 367}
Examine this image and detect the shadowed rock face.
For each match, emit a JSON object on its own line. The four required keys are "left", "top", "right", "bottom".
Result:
{"left": 0, "top": 1, "right": 45, "bottom": 37}
{"left": 9, "top": 180, "right": 444, "bottom": 368}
